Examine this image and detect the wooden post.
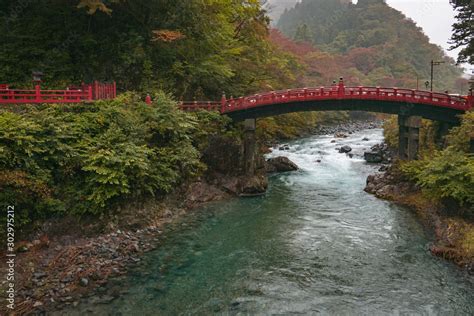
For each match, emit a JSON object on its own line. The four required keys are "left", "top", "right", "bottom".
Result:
{"left": 88, "top": 85, "right": 93, "bottom": 100}
{"left": 35, "top": 85, "right": 41, "bottom": 102}
{"left": 338, "top": 77, "right": 345, "bottom": 96}
{"left": 94, "top": 81, "right": 99, "bottom": 100}
{"left": 145, "top": 95, "right": 152, "bottom": 105}
{"left": 220, "top": 93, "right": 226, "bottom": 113}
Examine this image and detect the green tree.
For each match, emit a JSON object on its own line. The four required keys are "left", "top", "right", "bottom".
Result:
{"left": 449, "top": 0, "right": 474, "bottom": 64}
{"left": 294, "top": 24, "right": 312, "bottom": 43}
{"left": 0, "top": 0, "right": 295, "bottom": 100}
{"left": 276, "top": 0, "right": 464, "bottom": 91}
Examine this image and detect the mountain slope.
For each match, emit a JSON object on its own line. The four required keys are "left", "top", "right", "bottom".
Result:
{"left": 276, "top": 0, "right": 464, "bottom": 92}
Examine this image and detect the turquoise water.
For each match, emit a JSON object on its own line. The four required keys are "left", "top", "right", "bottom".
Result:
{"left": 61, "top": 129, "right": 473, "bottom": 315}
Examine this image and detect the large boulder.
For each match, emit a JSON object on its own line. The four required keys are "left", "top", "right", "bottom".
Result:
{"left": 339, "top": 145, "right": 352, "bottom": 153}
{"left": 239, "top": 175, "right": 268, "bottom": 196}
{"left": 364, "top": 143, "right": 390, "bottom": 163}
{"left": 266, "top": 156, "right": 298, "bottom": 173}
{"left": 364, "top": 151, "right": 383, "bottom": 163}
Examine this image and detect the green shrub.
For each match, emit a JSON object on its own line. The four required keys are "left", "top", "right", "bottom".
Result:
{"left": 0, "top": 92, "right": 230, "bottom": 230}
{"left": 401, "top": 150, "right": 474, "bottom": 207}
{"left": 446, "top": 111, "right": 474, "bottom": 153}
{"left": 383, "top": 116, "right": 398, "bottom": 149}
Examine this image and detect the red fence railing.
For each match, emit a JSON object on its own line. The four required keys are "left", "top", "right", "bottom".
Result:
{"left": 0, "top": 81, "right": 116, "bottom": 104}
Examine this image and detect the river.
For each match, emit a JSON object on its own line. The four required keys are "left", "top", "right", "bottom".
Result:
{"left": 60, "top": 128, "right": 473, "bottom": 315}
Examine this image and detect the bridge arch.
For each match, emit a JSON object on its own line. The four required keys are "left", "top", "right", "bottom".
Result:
{"left": 221, "top": 85, "right": 471, "bottom": 124}
{"left": 207, "top": 81, "right": 472, "bottom": 162}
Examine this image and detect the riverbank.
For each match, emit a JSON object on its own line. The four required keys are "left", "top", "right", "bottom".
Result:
{"left": 3, "top": 119, "right": 381, "bottom": 314}
{"left": 1, "top": 132, "right": 269, "bottom": 314}
{"left": 365, "top": 163, "right": 474, "bottom": 272}
{"left": 11, "top": 122, "right": 474, "bottom": 315}
{"left": 4, "top": 118, "right": 427, "bottom": 315}
{"left": 3, "top": 172, "right": 265, "bottom": 315}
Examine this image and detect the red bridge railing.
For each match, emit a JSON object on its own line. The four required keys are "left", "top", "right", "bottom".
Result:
{"left": 174, "top": 84, "right": 472, "bottom": 114}
{"left": 2, "top": 80, "right": 472, "bottom": 112}
{"left": 221, "top": 86, "right": 472, "bottom": 113}
{"left": 179, "top": 101, "right": 221, "bottom": 112}
{"left": 0, "top": 81, "right": 116, "bottom": 104}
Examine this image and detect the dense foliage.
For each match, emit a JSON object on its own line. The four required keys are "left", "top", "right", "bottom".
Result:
{"left": 277, "top": 0, "right": 465, "bottom": 92}
{"left": 399, "top": 112, "right": 474, "bottom": 210}
{"left": 0, "top": 0, "right": 297, "bottom": 99}
{"left": 0, "top": 94, "right": 233, "bottom": 229}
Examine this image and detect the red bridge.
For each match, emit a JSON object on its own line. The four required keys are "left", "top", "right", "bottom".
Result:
{"left": 177, "top": 79, "right": 472, "bottom": 160}
{"left": 2, "top": 79, "right": 472, "bottom": 124}
{"left": 178, "top": 80, "right": 472, "bottom": 124}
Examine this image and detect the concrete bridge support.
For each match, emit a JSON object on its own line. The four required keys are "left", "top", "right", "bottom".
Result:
{"left": 398, "top": 115, "right": 421, "bottom": 160}
{"left": 243, "top": 119, "right": 257, "bottom": 175}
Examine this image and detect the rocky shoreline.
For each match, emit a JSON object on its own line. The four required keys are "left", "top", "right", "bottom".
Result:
{"left": 365, "top": 165, "right": 473, "bottom": 272}
{"left": 3, "top": 168, "right": 276, "bottom": 315}
{"left": 3, "top": 138, "right": 281, "bottom": 314}
{"left": 304, "top": 118, "right": 473, "bottom": 272}
{"left": 312, "top": 120, "right": 382, "bottom": 136}
{"left": 364, "top": 150, "right": 474, "bottom": 272}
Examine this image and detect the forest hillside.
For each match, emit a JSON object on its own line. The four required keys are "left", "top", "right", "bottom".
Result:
{"left": 277, "top": 0, "right": 466, "bottom": 92}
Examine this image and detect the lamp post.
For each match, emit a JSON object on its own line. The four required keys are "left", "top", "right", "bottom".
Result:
{"left": 430, "top": 60, "right": 445, "bottom": 91}
{"left": 32, "top": 71, "right": 43, "bottom": 85}
{"left": 32, "top": 71, "right": 43, "bottom": 102}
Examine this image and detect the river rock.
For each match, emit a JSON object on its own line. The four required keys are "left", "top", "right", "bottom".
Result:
{"left": 339, "top": 145, "right": 352, "bottom": 153}
{"left": 364, "top": 143, "right": 390, "bottom": 163}
{"left": 364, "top": 151, "right": 383, "bottom": 163}
{"left": 34, "top": 272, "right": 47, "bottom": 279}
{"left": 79, "top": 278, "right": 89, "bottom": 287}
{"left": 379, "top": 165, "right": 389, "bottom": 172}
{"left": 220, "top": 178, "right": 240, "bottom": 195}
{"left": 33, "top": 301, "right": 43, "bottom": 307}
{"left": 335, "top": 132, "right": 348, "bottom": 138}
{"left": 265, "top": 156, "right": 298, "bottom": 173}
{"left": 186, "top": 181, "right": 227, "bottom": 204}
{"left": 239, "top": 175, "right": 268, "bottom": 196}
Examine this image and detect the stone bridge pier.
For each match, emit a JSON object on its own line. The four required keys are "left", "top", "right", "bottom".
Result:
{"left": 243, "top": 118, "right": 257, "bottom": 175}
{"left": 398, "top": 115, "right": 421, "bottom": 160}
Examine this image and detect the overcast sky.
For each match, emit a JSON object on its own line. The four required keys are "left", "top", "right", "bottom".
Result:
{"left": 268, "top": 0, "right": 472, "bottom": 74}
{"left": 385, "top": 0, "right": 472, "bottom": 74}
{"left": 385, "top": 1, "right": 467, "bottom": 67}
